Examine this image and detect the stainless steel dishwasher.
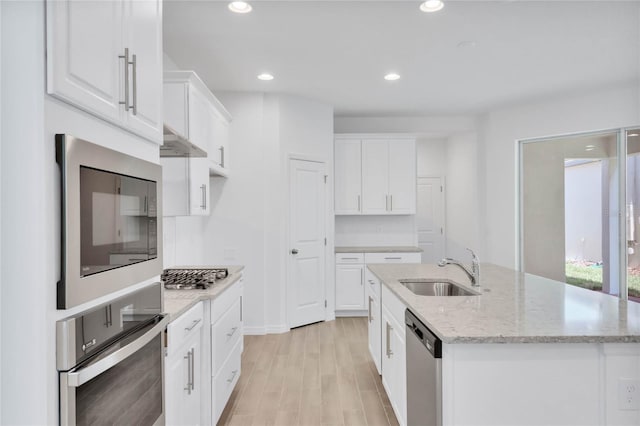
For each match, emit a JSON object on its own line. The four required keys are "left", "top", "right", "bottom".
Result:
{"left": 406, "top": 309, "right": 442, "bottom": 426}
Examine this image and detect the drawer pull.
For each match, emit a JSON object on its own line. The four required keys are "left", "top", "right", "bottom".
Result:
{"left": 341, "top": 257, "right": 360, "bottom": 260}
{"left": 226, "top": 326, "right": 238, "bottom": 338}
{"left": 184, "top": 318, "right": 201, "bottom": 332}
{"left": 368, "top": 279, "right": 375, "bottom": 285}
{"left": 227, "top": 369, "right": 238, "bottom": 383}
{"left": 384, "top": 257, "right": 402, "bottom": 260}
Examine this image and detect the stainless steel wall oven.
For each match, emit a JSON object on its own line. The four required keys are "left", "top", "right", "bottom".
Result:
{"left": 56, "top": 134, "right": 163, "bottom": 309}
{"left": 57, "top": 283, "right": 169, "bottom": 425}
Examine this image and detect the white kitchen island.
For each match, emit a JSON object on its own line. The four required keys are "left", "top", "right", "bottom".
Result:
{"left": 367, "top": 263, "right": 640, "bottom": 426}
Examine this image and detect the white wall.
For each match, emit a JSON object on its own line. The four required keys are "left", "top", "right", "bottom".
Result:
{"left": 445, "top": 132, "right": 480, "bottom": 261}
{"left": 335, "top": 115, "right": 476, "bottom": 137}
{"left": 417, "top": 138, "right": 446, "bottom": 177}
{"left": 480, "top": 83, "right": 640, "bottom": 269}
{"left": 202, "top": 92, "right": 334, "bottom": 333}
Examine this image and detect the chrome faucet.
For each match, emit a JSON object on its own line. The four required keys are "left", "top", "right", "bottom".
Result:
{"left": 438, "top": 248, "right": 480, "bottom": 287}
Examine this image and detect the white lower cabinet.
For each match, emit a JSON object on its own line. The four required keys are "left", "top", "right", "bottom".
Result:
{"left": 336, "top": 252, "right": 419, "bottom": 316}
{"left": 165, "top": 302, "right": 204, "bottom": 426}
{"left": 380, "top": 282, "right": 408, "bottom": 426}
{"left": 211, "top": 277, "right": 244, "bottom": 424}
{"left": 165, "top": 275, "right": 244, "bottom": 426}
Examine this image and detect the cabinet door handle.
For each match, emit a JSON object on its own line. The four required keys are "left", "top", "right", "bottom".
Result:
{"left": 226, "top": 326, "right": 238, "bottom": 338}
{"left": 360, "top": 268, "right": 364, "bottom": 285}
{"left": 219, "top": 146, "right": 225, "bottom": 168}
{"left": 368, "top": 279, "right": 375, "bottom": 285}
{"left": 118, "top": 48, "right": 130, "bottom": 112}
{"left": 227, "top": 369, "right": 238, "bottom": 383}
{"left": 200, "top": 184, "right": 207, "bottom": 210}
{"left": 130, "top": 53, "right": 137, "bottom": 115}
{"left": 390, "top": 194, "right": 393, "bottom": 211}
{"left": 357, "top": 195, "right": 361, "bottom": 212}
{"left": 385, "top": 195, "right": 389, "bottom": 211}
{"left": 386, "top": 322, "right": 393, "bottom": 358}
{"left": 185, "top": 318, "right": 201, "bottom": 332}
{"left": 368, "top": 296, "right": 373, "bottom": 323}
{"left": 190, "top": 348, "right": 195, "bottom": 391}
{"left": 184, "top": 350, "right": 193, "bottom": 394}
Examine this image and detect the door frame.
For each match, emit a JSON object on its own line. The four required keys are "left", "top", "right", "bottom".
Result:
{"left": 416, "top": 175, "right": 446, "bottom": 261}
{"left": 286, "top": 154, "right": 329, "bottom": 330}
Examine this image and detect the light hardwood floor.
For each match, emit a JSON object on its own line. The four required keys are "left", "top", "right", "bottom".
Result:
{"left": 218, "top": 317, "right": 399, "bottom": 426}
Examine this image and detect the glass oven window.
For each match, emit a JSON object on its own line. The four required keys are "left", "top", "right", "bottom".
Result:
{"left": 75, "top": 335, "right": 163, "bottom": 425}
{"left": 80, "top": 166, "right": 157, "bottom": 276}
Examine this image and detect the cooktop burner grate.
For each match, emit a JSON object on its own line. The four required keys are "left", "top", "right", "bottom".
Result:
{"left": 161, "top": 268, "right": 228, "bottom": 290}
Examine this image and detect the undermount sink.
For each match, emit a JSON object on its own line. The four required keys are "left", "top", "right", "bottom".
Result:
{"left": 399, "top": 279, "right": 480, "bottom": 296}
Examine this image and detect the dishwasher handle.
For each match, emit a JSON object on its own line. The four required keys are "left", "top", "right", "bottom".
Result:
{"left": 405, "top": 309, "right": 442, "bottom": 358}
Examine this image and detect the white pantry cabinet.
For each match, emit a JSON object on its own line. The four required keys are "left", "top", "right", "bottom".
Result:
{"left": 165, "top": 302, "right": 204, "bottom": 426}
{"left": 161, "top": 157, "right": 210, "bottom": 216}
{"left": 164, "top": 71, "right": 232, "bottom": 177}
{"left": 334, "top": 137, "right": 416, "bottom": 215}
{"left": 46, "top": 0, "right": 163, "bottom": 143}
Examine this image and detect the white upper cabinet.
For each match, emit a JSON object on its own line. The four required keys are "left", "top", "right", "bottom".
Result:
{"left": 362, "top": 140, "right": 390, "bottom": 214}
{"left": 335, "top": 136, "right": 416, "bottom": 215}
{"left": 164, "top": 71, "right": 232, "bottom": 177}
{"left": 334, "top": 140, "right": 362, "bottom": 214}
{"left": 161, "top": 157, "right": 210, "bottom": 217}
{"left": 387, "top": 139, "right": 417, "bottom": 214}
{"left": 121, "top": 0, "right": 163, "bottom": 140}
{"left": 46, "top": 0, "right": 163, "bottom": 144}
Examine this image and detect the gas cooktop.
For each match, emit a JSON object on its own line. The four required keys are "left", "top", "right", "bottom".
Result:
{"left": 161, "top": 267, "right": 228, "bottom": 290}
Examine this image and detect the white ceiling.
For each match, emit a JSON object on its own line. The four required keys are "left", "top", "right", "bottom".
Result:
{"left": 163, "top": 0, "right": 640, "bottom": 116}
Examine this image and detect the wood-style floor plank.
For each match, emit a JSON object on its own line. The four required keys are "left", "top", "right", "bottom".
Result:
{"left": 218, "top": 318, "right": 396, "bottom": 426}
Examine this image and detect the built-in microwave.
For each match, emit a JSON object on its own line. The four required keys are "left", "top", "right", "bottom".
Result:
{"left": 56, "top": 134, "right": 163, "bottom": 309}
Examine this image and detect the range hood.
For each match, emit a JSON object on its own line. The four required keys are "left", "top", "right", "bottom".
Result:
{"left": 160, "top": 125, "right": 207, "bottom": 158}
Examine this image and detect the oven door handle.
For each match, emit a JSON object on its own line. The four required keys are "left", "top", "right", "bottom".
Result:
{"left": 66, "top": 315, "right": 169, "bottom": 387}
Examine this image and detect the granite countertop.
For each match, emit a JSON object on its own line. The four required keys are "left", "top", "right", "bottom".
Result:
{"left": 335, "top": 246, "right": 422, "bottom": 253}
{"left": 367, "top": 263, "right": 640, "bottom": 344}
{"left": 163, "top": 265, "right": 244, "bottom": 321}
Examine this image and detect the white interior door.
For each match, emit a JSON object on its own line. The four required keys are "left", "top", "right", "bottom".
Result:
{"left": 417, "top": 177, "right": 445, "bottom": 263}
{"left": 288, "top": 159, "right": 326, "bottom": 328}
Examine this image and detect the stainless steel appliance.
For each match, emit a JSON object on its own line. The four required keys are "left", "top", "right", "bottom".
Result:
{"left": 406, "top": 308, "right": 442, "bottom": 426}
{"left": 56, "top": 134, "right": 163, "bottom": 309}
{"left": 57, "top": 283, "right": 169, "bottom": 425}
{"left": 161, "top": 267, "right": 228, "bottom": 290}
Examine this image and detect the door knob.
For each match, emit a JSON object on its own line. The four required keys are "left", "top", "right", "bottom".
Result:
{"left": 291, "top": 248, "right": 299, "bottom": 255}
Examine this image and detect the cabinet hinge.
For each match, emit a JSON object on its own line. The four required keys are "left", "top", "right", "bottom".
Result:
{"left": 440, "top": 186, "right": 443, "bottom": 192}
{"left": 440, "top": 227, "right": 443, "bottom": 235}
{"left": 324, "top": 237, "right": 327, "bottom": 246}
{"left": 325, "top": 300, "right": 327, "bottom": 308}
{"left": 324, "top": 175, "right": 328, "bottom": 183}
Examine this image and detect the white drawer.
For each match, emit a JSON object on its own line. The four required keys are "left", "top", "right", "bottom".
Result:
{"left": 167, "top": 301, "right": 203, "bottom": 354}
{"left": 211, "top": 295, "right": 242, "bottom": 374}
{"left": 365, "top": 252, "right": 421, "bottom": 264}
{"left": 336, "top": 253, "right": 364, "bottom": 264}
{"left": 213, "top": 337, "right": 242, "bottom": 424}
{"left": 211, "top": 277, "right": 243, "bottom": 321}
{"left": 381, "top": 285, "right": 406, "bottom": 338}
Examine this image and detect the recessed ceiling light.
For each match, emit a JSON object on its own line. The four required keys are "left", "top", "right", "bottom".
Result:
{"left": 384, "top": 73, "right": 401, "bottom": 81}
{"left": 420, "top": 0, "right": 445, "bottom": 13}
{"left": 457, "top": 40, "right": 477, "bottom": 49}
{"left": 257, "top": 73, "right": 274, "bottom": 81}
{"left": 228, "top": 1, "right": 252, "bottom": 14}
{"left": 585, "top": 145, "right": 596, "bottom": 151}
{"left": 628, "top": 133, "right": 640, "bottom": 137}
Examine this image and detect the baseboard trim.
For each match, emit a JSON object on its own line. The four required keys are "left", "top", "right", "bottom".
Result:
{"left": 335, "top": 310, "right": 367, "bottom": 317}
{"left": 243, "top": 326, "right": 266, "bottom": 335}
{"left": 266, "top": 324, "right": 289, "bottom": 334}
